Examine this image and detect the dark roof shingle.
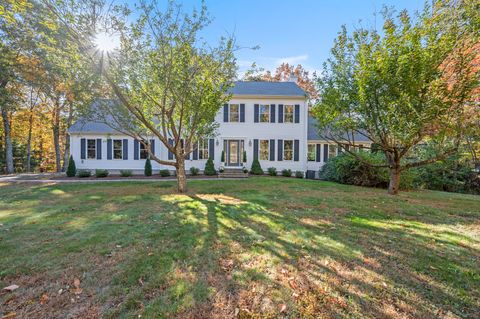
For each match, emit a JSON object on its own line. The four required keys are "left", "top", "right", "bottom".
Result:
{"left": 228, "top": 81, "right": 305, "bottom": 97}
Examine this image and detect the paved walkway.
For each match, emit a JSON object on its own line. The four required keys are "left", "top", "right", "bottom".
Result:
{"left": 0, "top": 173, "right": 231, "bottom": 183}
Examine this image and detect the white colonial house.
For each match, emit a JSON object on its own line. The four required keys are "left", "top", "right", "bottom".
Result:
{"left": 68, "top": 81, "right": 371, "bottom": 178}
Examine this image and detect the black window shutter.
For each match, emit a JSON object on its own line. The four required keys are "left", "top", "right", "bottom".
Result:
{"left": 278, "top": 139, "right": 283, "bottom": 161}
{"left": 294, "top": 139, "right": 299, "bottom": 161}
{"left": 316, "top": 144, "right": 321, "bottom": 162}
{"left": 269, "top": 139, "right": 275, "bottom": 161}
{"left": 223, "top": 104, "right": 229, "bottom": 122}
{"left": 150, "top": 139, "right": 155, "bottom": 156}
{"left": 168, "top": 138, "right": 173, "bottom": 160}
{"left": 123, "top": 139, "right": 128, "bottom": 160}
{"left": 254, "top": 104, "right": 259, "bottom": 123}
{"left": 80, "top": 138, "right": 86, "bottom": 159}
{"left": 270, "top": 104, "right": 276, "bottom": 123}
{"left": 294, "top": 104, "right": 300, "bottom": 123}
{"left": 278, "top": 104, "right": 284, "bottom": 123}
{"left": 240, "top": 104, "right": 245, "bottom": 122}
{"left": 107, "top": 139, "right": 112, "bottom": 160}
{"left": 253, "top": 139, "right": 258, "bottom": 160}
{"left": 134, "top": 139, "right": 139, "bottom": 160}
{"left": 184, "top": 140, "right": 191, "bottom": 160}
{"left": 96, "top": 139, "right": 102, "bottom": 159}
{"left": 192, "top": 142, "right": 198, "bottom": 160}
{"left": 323, "top": 144, "right": 328, "bottom": 162}
{"left": 209, "top": 139, "right": 215, "bottom": 160}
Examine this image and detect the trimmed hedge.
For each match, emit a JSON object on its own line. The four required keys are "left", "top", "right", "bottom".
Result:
{"left": 77, "top": 170, "right": 91, "bottom": 178}
{"left": 144, "top": 158, "right": 152, "bottom": 176}
{"left": 95, "top": 169, "right": 109, "bottom": 178}
{"left": 190, "top": 167, "right": 200, "bottom": 176}
{"left": 66, "top": 155, "right": 76, "bottom": 177}
{"left": 159, "top": 169, "right": 170, "bottom": 177}
{"left": 267, "top": 167, "right": 277, "bottom": 176}
{"left": 250, "top": 159, "right": 263, "bottom": 175}
{"left": 282, "top": 169, "right": 292, "bottom": 177}
{"left": 204, "top": 158, "right": 216, "bottom": 175}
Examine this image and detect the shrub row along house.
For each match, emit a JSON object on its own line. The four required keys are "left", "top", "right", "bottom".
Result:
{"left": 68, "top": 81, "right": 371, "bottom": 177}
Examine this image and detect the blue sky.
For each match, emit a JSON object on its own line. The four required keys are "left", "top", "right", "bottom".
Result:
{"left": 131, "top": 0, "right": 426, "bottom": 76}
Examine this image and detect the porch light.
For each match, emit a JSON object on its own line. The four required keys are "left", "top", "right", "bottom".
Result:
{"left": 248, "top": 140, "right": 252, "bottom": 147}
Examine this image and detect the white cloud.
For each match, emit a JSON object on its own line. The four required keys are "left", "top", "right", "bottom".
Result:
{"left": 275, "top": 54, "right": 309, "bottom": 65}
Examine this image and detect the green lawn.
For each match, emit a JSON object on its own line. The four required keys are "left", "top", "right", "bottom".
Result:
{"left": 0, "top": 178, "right": 479, "bottom": 319}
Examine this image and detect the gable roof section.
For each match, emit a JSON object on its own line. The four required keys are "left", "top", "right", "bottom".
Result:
{"left": 307, "top": 116, "right": 371, "bottom": 142}
{"left": 228, "top": 81, "right": 306, "bottom": 97}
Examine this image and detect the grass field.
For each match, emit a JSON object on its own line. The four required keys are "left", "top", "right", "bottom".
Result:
{"left": 0, "top": 178, "right": 479, "bottom": 318}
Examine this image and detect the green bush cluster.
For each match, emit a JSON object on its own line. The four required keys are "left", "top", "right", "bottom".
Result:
{"left": 204, "top": 158, "right": 216, "bottom": 175}
{"left": 77, "top": 170, "right": 91, "bottom": 178}
{"left": 66, "top": 155, "right": 76, "bottom": 177}
{"left": 320, "top": 150, "right": 480, "bottom": 194}
{"left": 267, "top": 167, "right": 277, "bottom": 176}
{"left": 120, "top": 170, "right": 133, "bottom": 177}
{"left": 282, "top": 169, "right": 292, "bottom": 177}
{"left": 295, "top": 171, "right": 304, "bottom": 178}
{"left": 95, "top": 169, "right": 109, "bottom": 178}
{"left": 144, "top": 158, "right": 152, "bottom": 176}
{"left": 250, "top": 159, "right": 263, "bottom": 175}
{"left": 159, "top": 169, "right": 170, "bottom": 177}
{"left": 190, "top": 167, "right": 200, "bottom": 176}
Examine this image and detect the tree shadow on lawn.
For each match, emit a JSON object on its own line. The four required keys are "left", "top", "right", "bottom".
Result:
{"left": 0, "top": 181, "right": 479, "bottom": 318}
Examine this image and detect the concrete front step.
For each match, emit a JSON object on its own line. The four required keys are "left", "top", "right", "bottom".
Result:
{"left": 219, "top": 169, "right": 249, "bottom": 178}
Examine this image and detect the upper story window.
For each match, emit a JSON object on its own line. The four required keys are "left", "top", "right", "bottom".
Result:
{"left": 87, "top": 139, "right": 96, "bottom": 159}
{"left": 139, "top": 142, "right": 149, "bottom": 159}
{"left": 259, "top": 104, "right": 270, "bottom": 122}
{"left": 284, "top": 140, "right": 293, "bottom": 161}
{"left": 284, "top": 105, "right": 294, "bottom": 123}
{"left": 113, "top": 139, "right": 123, "bottom": 159}
{"left": 259, "top": 140, "right": 269, "bottom": 160}
{"left": 229, "top": 104, "right": 239, "bottom": 122}
{"left": 307, "top": 144, "right": 316, "bottom": 161}
{"left": 198, "top": 139, "right": 209, "bottom": 159}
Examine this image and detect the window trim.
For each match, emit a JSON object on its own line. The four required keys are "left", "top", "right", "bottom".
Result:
{"left": 87, "top": 139, "right": 96, "bottom": 159}
{"left": 283, "top": 104, "right": 294, "bottom": 123}
{"left": 229, "top": 104, "right": 240, "bottom": 123}
{"left": 328, "top": 144, "right": 337, "bottom": 160}
{"left": 307, "top": 144, "right": 316, "bottom": 161}
{"left": 139, "top": 141, "right": 149, "bottom": 160}
{"left": 259, "top": 104, "right": 270, "bottom": 123}
{"left": 198, "top": 139, "right": 209, "bottom": 160}
{"left": 283, "top": 140, "right": 294, "bottom": 161}
{"left": 259, "top": 139, "right": 270, "bottom": 161}
{"left": 113, "top": 139, "right": 123, "bottom": 160}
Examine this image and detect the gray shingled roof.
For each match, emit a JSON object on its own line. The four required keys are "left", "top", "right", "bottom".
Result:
{"left": 307, "top": 116, "right": 371, "bottom": 142}
{"left": 68, "top": 119, "right": 119, "bottom": 134}
{"left": 228, "top": 81, "right": 306, "bottom": 97}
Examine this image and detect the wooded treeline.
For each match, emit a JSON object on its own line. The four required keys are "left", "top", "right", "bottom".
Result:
{"left": 0, "top": 0, "right": 97, "bottom": 174}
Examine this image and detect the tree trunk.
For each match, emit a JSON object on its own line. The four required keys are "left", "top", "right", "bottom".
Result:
{"left": 1, "top": 106, "right": 14, "bottom": 174}
{"left": 175, "top": 156, "right": 187, "bottom": 193}
{"left": 52, "top": 105, "right": 61, "bottom": 172}
{"left": 26, "top": 109, "right": 34, "bottom": 172}
{"left": 61, "top": 103, "right": 74, "bottom": 172}
{"left": 388, "top": 167, "right": 401, "bottom": 195}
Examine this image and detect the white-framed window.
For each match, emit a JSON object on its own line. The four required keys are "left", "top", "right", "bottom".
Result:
{"left": 229, "top": 104, "right": 239, "bottom": 122}
{"left": 259, "top": 140, "right": 269, "bottom": 160}
{"left": 284, "top": 140, "right": 293, "bottom": 161}
{"left": 284, "top": 105, "right": 294, "bottom": 123}
{"left": 87, "top": 139, "right": 96, "bottom": 159}
{"left": 307, "top": 144, "right": 316, "bottom": 161}
{"left": 113, "top": 139, "right": 123, "bottom": 159}
{"left": 259, "top": 104, "right": 270, "bottom": 122}
{"left": 198, "top": 139, "right": 209, "bottom": 159}
{"left": 139, "top": 141, "right": 148, "bottom": 159}
{"left": 328, "top": 144, "right": 337, "bottom": 160}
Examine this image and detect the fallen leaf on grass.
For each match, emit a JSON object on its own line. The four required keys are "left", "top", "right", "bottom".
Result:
{"left": 279, "top": 303, "right": 287, "bottom": 313}
{"left": 72, "top": 278, "right": 82, "bottom": 295}
{"left": 3, "top": 285, "right": 19, "bottom": 292}
{"left": 40, "top": 293, "right": 49, "bottom": 305}
{"left": 1, "top": 312, "right": 16, "bottom": 319}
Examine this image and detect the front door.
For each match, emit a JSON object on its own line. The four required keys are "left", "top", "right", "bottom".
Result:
{"left": 227, "top": 140, "right": 240, "bottom": 166}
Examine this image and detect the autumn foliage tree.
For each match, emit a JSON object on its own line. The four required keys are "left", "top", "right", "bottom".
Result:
{"left": 244, "top": 63, "right": 318, "bottom": 102}
{"left": 313, "top": 1, "right": 479, "bottom": 195}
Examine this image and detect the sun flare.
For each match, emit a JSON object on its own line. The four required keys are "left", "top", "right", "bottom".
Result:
{"left": 94, "top": 32, "right": 120, "bottom": 52}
